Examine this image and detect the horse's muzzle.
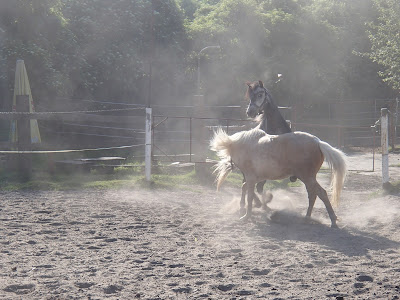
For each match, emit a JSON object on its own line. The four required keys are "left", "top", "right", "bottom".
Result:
{"left": 246, "top": 105, "right": 258, "bottom": 118}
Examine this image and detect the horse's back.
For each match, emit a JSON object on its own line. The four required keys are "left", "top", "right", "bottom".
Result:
{"left": 257, "top": 131, "right": 324, "bottom": 179}
{"left": 229, "top": 129, "right": 324, "bottom": 181}
{"left": 258, "top": 131, "right": 318, "bottom": 145}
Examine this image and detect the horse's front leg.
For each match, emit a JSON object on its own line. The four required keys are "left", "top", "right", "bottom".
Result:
{"left": 253, "top": 185, "right": 263, "bottom": 208}
{"left": 240, "top": 181, "right": 247, "bottom": 217}
{"left": 240, "top": 181, "right": 256, "bottom": 221}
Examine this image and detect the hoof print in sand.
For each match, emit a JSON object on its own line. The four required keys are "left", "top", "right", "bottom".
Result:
{"left": 103, "top": 284, "right": 123, "bottom": 294}
{"left": 216, "top": 284, "right": 235, "bottom": 292}
{"left": 252, "top": 268, "right": 270, "bottom": 276}
{"left": 356, "top": 275, "right": 373, "bottom": 282}
{"left": 172, "top": 287, "right": 192, "bottom": 294}
{"left": 4, "top": 283, "right": 35, "bottom": 295}
{"left": 75, "top": 282, "right": 95, "bottom": 289}
{"left": 237, "top": 290, "right": 254, "bottom": 296}
{"left": 169, "top": 263, "right": 185, "bottom": 268}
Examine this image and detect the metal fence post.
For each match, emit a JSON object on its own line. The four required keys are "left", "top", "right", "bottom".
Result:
{"left": 145, "top": 107, "right": 152, "bottom": 181}
{"left": 189, "top": 117, "right": 192, "bottom": 163}
{"left": 381, "top": 108, "right": 389, "bottom": 186}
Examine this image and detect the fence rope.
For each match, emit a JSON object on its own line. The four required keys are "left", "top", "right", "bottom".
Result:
{"left": 0, "top": 107, "right": 145, "bottom": 115}
{"left": 0, "top": 144, "right": 145, "bottom": 154}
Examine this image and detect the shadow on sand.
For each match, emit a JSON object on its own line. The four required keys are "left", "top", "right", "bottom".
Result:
{"left": 247, "top": 209, "right": 400, "bottom": 257}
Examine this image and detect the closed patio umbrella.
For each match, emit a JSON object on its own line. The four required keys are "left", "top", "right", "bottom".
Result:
{"left": 10, "top": 59, "right": 41, "bottom": 144}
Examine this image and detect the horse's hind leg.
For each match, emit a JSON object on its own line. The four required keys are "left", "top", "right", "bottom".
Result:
{"left": 316, "top": 182, "right": 338, "bottom": 228}
{"left": 253, "top": 193, "right": 262, "bottom": 208}
{"left": 253, "top": 181, "right": 264, "bottom": 208}
{"left": 306, "top": 180, "right": 338, "bottom": 228}
{"left": 256, "top": 181, "right": 266, "bottom": 194}
{"left": 305, "top": 182, "right": 317, "bottom": 219}
{"left": 240, "top": 181, "right": 256, "bottom": 221}
{"left": 242, "top": 180, "right": 262, "bottom": 210}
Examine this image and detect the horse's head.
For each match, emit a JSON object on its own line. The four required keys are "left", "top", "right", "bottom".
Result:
{"left": 245, "top": 80, "right": 272, "bottom": 118}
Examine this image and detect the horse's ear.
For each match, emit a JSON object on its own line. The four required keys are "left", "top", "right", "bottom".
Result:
{"left": 258, "top": 80, "right": 264, "bottom": 88}
{"left": 245, "top": 82, "right": 251, "bottom": 100}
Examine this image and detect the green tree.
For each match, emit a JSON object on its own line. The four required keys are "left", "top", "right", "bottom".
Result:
{"left": 187, "top": 0, "right": 271, "bottom": 104}
{"left": 0, "top": 0, "right": 189, "bottom": 108}
{"left": 0, "top": 0, "right": 73, "bottom": 108}
{"left": 62, "top": 0, "right": 188, "bottom": 103}
{"left": 186, "top": 0, "right": 392, "bottom": 109}
{"left": 364, "top": 0, "right": 400, "bottom": 90}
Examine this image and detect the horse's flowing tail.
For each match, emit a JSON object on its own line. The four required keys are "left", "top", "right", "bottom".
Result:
{"left": 318, "top": 140, "right": 347, "bottom": 207}
{"left": 210, "top": 129, "right": 234, "bottom": 190}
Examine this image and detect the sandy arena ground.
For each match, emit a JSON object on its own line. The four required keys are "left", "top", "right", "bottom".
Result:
{"left": 0, "top": 151, "right": 400, "bottom": 299}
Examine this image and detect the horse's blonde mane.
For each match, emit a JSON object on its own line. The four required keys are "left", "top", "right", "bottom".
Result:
{"left": 210, "top": 128, "right": 265, "bottom": 160}
{"left": 209, "top": 128, "right": 232, "bottom": 159}
{"left": 210, "top": 128, "right": 266, "bottom": 190}
{"left": 230, "top": 128, "right": 265, "bottom": 144}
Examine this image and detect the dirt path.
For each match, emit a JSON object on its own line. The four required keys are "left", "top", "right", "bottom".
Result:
{"left": 0, "top": 153, "right": 400, "bottom": 299}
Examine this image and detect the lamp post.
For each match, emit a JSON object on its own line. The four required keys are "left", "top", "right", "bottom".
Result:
{"left": 197, "top": 45, "right": 221, "bottom": 95}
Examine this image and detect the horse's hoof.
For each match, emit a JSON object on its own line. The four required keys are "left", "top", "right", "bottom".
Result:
{"left": 304, "top": 216, "right": 313, "bottom": 224}
{"left": 261, "top": 204, "right": 271, "bottom": 212}
{"left": 239, "top": 208, "right": 246, "bottom": 217}
{"left": 239, "top": 214, "right": 250, "bottom": 222}
{"left": 262, "top": 192, "right": 273, "bottom": 204}
{"left": 331, "top": 223, "right": 339, "bottom": 229}
{"left": 254, "top": 200, "right": 262, "bottom": 208}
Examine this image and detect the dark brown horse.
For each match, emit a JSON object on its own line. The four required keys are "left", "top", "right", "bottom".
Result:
{"left": 245, "top": 80, "right": 291, "bottom": 135}
{"left": 242, "top": 81, "right": 295, "bottom": 210}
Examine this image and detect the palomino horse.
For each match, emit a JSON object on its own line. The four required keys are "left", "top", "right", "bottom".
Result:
{"left": 210, "top": 128, "right": 347, "bottom": 228}
{"left": 242, "top": 80, "right": 294, "bottom": 210}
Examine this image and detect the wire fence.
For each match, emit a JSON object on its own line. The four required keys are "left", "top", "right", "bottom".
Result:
{"left": 0, "top": 98, "right": 399, "bottom": 176}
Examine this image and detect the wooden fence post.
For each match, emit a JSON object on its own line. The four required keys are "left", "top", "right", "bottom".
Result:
{"left": 381, "top": 108, "right": 389, "bottom": 187}
{"left": 145, "top": 107, "right": 152, "bottom": 181}
{"left": 16, "top": 95, "right": 32, "bottom": 180}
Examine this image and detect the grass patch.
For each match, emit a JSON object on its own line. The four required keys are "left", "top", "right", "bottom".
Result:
{"left": 382, "top": 181, "right": 400, "bottom": 195}
{"left": 0, "top": 162, "right": 302, "bottom": 192}
{"left": 367, "top": 181, "right": 400, "bottom": 197}
{"left": 389, "top": 164, "right": 400, "bottom": 168}
{"left": 368, "top": 189, "right": 385, "bottom": 199}
{"left": 0, "top": 164, "right": 204, "bottom": 191}
{"left": 151, "top": 170, "right": 197, "bottom": 188}
{"left": 389, "top": 146, "right": 400, "bottom": 153}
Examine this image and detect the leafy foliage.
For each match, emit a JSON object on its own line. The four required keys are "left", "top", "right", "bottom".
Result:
{"left": 0, "top": 0, "right": 398, "bottom": 113}
{"left": 0, "top": 0, "right": 189, "bottom": 108}
{"left": 186, "top": 0, "right": 391, "bottom": 106}
{"left": 364, "top": 0, "right": 400, "bottom": 90}
{"left": 0, "top": 0, "right": 73, "bottom": 104}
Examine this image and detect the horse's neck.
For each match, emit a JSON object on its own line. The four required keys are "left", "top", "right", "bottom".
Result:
{"left": 260, "top": 103, "right": 292, "bottom": 134}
